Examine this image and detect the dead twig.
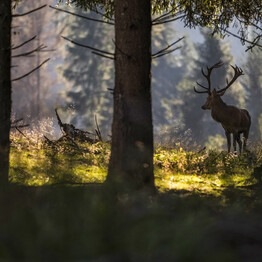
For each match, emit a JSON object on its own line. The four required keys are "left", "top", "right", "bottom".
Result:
{"left": 12, "top": 58, "right": 50, "bottom": 82}
{"left": 92, "top": 51, "right": 115, "bottom": 60}
{"left": 152, "top": 47, "right": 182, "bottom": 59}
{"left": 152, "top": 37, "right": 184, "bottom": 57}
{"left": 225, "top": 29, "right": 262, "bottom": 50}
{"left": 11, "top": 124, "right": 29, "bottom": 129}
{"left": 12, "top": 44, "right": 47, "bottom": 58}
{"left": 152, "top": 4, "right": 181, "bottom": 23}
{"left": 15, "top": 127, "right": 28, "bottom": 139}
{"left": 61, "top": 36, "right": 114, "bottom": 56}
{"left": 152, "top": 15, "right": 186, "bottom": 25}
{"left": 12, "top": 35, "right": 37, "bottom": 50}
{"left": 13, "top": 4, "right": 47, "bottom": 17}
{"left": 55, "top": 108, "right": 97, "bottom": 143}
{"left": 49, "top": 5, "right": 114, "bottom": 25}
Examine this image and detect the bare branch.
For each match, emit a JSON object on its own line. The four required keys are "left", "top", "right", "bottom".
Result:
{"left": 152, "top": 15, "right": 186, "bottom": 25}
{"left": 49, "top": 5, "right": 114, "bottom": 25}
{"left": 12, "top": 35, "right": 37, "bottom": 50}
{"left": 13, "top": 4, "right": 47, "bottom": 17}
{"left": 12, "top": 44, "right": 47, "bottom": 58}
{"left": 245, "top": 35, "right": 262, "bottom": 52}
{"left": 89, "top": 7, "right": 114, "bottom": 21}
{"left": 12, "top": 58, "right": 50, "bottom": 82}
{"left": 112, "top": 39, "right": 131, "bottom": 59}
{"left": 15, "top": 127, "right": 28, "bottom": 139}
{"left": 66, "top": 136, "right": 82, "bottom": 151}
{"left": 237, "top": 18, "right": 262, "bottom": 32}
{"left": 152, "top": 47, "right": 182, "bottom": 59}
{"left": 61, "top": 36, "right": 114, "bottom": 56}
{"left": 107, "top": 88, "right": 114, "bottom": 94}
{"left": 225, "top": 29, "right": 262, "bottom": 50}
{"left": 152, "top": 4, "right": 181, "bottom": 22}
{"left": 44, "top": 135, "right": 56, "bottom": 146}
{"left": 92, "top": 51, "right": 115, "bottom": 60}
{"left": 152, "top": 37, "right": 184, "bottom": 57}
{"left": 12, "top": 118, "right": 23, "bottom": 125}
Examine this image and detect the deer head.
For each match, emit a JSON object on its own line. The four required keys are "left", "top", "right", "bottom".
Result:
{"left": 194, "top": 61, "right": 244, "bottom": 110}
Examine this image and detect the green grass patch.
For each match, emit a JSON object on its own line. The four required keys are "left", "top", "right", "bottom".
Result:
{"left": 9, "top": 133, "right": 261, "bottom": 196}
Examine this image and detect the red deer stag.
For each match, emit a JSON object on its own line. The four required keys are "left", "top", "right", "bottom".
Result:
{"left": 194, "top": 61, "right": 251, "bottom": 154}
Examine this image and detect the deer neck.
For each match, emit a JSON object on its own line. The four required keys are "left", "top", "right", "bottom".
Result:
{"left": 210, "top": 97, "right": 228, "bottom": 123}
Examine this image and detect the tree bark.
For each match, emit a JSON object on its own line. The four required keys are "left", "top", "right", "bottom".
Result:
{"left": 0, "top": 0, "right": 12, "bottom": 185}
{"left": 107, "top": 0, "right": 155, "bottom": 191}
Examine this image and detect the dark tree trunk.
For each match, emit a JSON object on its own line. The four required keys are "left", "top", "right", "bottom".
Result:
{"left": 107, "top": 0, "right": 155, "bottom": 191}
{"left": 0, "top": 0, "right": 12, "bottom": 185}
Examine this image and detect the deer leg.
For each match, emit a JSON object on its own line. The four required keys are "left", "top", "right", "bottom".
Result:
{"left": 236, "top": 132, "right": 242, "bottom": 154}
{"left": 233, "top": 133, "right": 237, "bottom": 153}
{"left": 225, "top": 131, "right": 231, "bottom": 153}
{"left": 243, "top": 129, "right": 249, "bottom": 152}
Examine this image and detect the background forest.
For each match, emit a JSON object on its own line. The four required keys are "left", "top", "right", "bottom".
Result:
{"left": 3, "top": 1, "right": 262, "bottom": 261}
{"left": 12, "top": 0, "right": 262, "bottom": 150}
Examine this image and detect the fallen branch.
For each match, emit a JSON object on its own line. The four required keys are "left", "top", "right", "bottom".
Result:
{"left": 55, "top": 108, "right": 97, "bottom": 143}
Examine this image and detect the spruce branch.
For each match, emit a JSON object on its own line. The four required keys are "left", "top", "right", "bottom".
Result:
{"left": 49, "top": 5, "right": 114, "bottom": 25}
{"left": 61, "top": 36, "right": 114, "bottom": 56}
{"left": 12, "top": 58, "right": 50, "bottom": 82}
{"left": 12, "top": 35, "right": 37, "bottom": 50}
{"left": 152, "top": 37, "right": 184, "bottom": 57}
{"left": 13, "top": 4, "right": 47, "bottom": 17}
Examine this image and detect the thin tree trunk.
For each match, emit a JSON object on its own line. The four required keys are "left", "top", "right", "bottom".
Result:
{"left": 0, "top": 0, "right": 12, "bottom": 186}
{"left": 107, "top": 0, "right": 155, "bottom": 191}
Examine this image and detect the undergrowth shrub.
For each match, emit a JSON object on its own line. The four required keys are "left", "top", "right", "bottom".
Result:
{"left": 9, "top": 119, "right": 262, "bottom": 191}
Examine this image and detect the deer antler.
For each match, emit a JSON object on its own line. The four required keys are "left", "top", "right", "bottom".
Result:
{"left": 194, "top": 61, "right": 223, "bottom": 94}
{"left": 217, "top": 65, "right": 244, "bottom": 95}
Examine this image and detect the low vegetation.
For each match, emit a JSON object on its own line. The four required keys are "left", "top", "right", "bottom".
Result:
{"left": 10, "top": 126, "right": 262, "bottom": 197}
{"left": 3, "top": 126, "right": 262, "bottom": 261}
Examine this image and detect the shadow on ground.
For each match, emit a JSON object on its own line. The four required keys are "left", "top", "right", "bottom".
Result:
{"left": 1, "top": 182, "right": 262, "bottom": 262}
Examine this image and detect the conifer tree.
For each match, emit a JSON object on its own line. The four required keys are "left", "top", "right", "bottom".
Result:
{"left": 245, "top": 46, "right": 262, "bottom": 140}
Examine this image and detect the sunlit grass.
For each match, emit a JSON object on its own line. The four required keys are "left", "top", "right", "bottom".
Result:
{"left": 9, "top": 120, "right": 261, "bottom": 195}
{"left": 155, "top": 169, "right": 255, "bottom": 196}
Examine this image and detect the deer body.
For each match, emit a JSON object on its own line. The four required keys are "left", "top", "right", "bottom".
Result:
{"left": 194, "top": 61, "right": 251, "bottom": 154}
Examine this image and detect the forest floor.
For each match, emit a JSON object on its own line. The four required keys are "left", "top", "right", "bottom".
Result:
{"left": 2, "top": 131, "right": 262, "bottom": 261}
